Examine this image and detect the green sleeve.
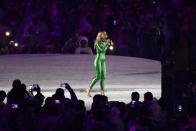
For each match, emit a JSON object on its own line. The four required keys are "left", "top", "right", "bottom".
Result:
{"left": 95, "top": 42, "right": 109, "bottom": 52}
{"left": 96, "top": 42, "right": 104, "bottom": 52}
{"left": 103, "top": 42, "right": 109, "bottom": 51}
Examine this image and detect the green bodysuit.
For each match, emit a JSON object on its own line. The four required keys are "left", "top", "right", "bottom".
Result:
{"left": 89, "top": 41, "right": 109, "bottom": 91}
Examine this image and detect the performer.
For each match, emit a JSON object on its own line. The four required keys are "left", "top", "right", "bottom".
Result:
{"left": 87, "top": 31, "right": 113, "bottom": 97}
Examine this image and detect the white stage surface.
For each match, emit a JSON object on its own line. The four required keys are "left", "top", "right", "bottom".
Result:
{"left": 0, "top": 54, "right": 161, "bottom": 108}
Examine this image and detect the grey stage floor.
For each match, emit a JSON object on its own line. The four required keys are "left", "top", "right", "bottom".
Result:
{"left": 0, "top": 54, "right": 161, "bottom": 108}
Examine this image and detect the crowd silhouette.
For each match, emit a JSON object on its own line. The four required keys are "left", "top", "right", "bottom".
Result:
{"left": 0, "top": 79, "right": 196, "bottom": 131}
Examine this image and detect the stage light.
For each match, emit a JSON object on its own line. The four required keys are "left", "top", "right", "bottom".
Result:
{"left": 109, "top": 45, "right": 114, "bottom": 51}
{"left": 152, "top": 1, "right": 156, "bottom": 4}
{"left": 109, "top": 40, "right": 114, "bottom": 51}
{"left": 5, "top": 31, "right": 10, "bottom": 36}
{"left": 14, "top": 42, "right": 18, "bottom": 47}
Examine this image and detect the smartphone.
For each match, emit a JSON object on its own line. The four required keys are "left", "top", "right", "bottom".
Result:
{"left": 178, "top": 105, "right": 182, "bottom": 112}
{"left": 131, "top": 100, "right": 136, "bottom": 105}
{"left": 29, "top": 84, "right": 39, "bottom": 91}
{"left": 33, "top": 84, "right": 39, "bottom": 88}
{"left": 54, "top": 100, "right": 61, "bottom": 104}
{"left": 113, "top": 20, "right": 117, "bottom": 26}
{"left": 11, "top": 104, "right": 18, "bottom": 109}
{"left": 60, "top": 83, "right": 65, "bottom": 87}
{"left": 29, "top": 85, "right": 33, "bottom": 89}
{"left": 60, "top": 83, "right": 68, "bottom": 88}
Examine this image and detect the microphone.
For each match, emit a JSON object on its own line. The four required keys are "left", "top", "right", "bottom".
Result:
{"left": 107, "top": 39, "right": 114, "bottom": 51}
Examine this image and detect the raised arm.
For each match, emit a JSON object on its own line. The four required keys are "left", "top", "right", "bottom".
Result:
{"left": 64, "top": 83, "right": 78, "bottom": 102}
{"left": 103, "top": 41, "right": 110, "bottom": 51}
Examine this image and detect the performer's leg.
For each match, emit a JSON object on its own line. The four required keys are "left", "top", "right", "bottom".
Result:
{"left": 89, "top": 77, "right": 99, "bottom": 90}
{"left": 100, "top": 61, "right": 106, "bottom": 95}
{"left": 100, "top": 78, "right": 105, "bottom": 95}
{"left": 87, "top": 60, "right": 101, "bottom": 97}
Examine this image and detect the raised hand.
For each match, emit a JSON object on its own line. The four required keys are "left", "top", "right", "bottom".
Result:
{"left": 64, "top": 83, "right": 72, "bottom": 90}
{"left": 106, "top": 39, "right": 111, "bottom": 44}
{"left": 110, "top": 40, "right": 114, "bottom": 45}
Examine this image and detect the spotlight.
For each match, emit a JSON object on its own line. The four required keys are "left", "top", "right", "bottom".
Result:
{"left": 5, "top": 31, "right": 10, "bottom": 36}
{"left": 109, "top": 45, "right": 114, "bottom": 51}
{"left": 14, "top": 42, "right": 18, "bottom": 47}
{"left": 109, "top": 40, "right": 114, "bottom": 51}
{"left": 152, "top": 1, "right": 156, "bottom": 4}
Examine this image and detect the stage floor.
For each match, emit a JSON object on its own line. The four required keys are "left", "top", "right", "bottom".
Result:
{"left": 0, "top": 54, "right": 161, "bottom": 108}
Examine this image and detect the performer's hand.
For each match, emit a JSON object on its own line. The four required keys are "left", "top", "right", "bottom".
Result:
{"left": 106, "top": 39, "right": 114, "bottom": 45}
{"left": 110, "top": 40, "right": 114, "bottom": 45}
{"left": 106, "top": 39, "right": 111, "bottom": 44}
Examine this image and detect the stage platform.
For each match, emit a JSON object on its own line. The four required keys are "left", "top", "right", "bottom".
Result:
{"left": 0, "top": 54, "right": 161, "bottom": 108}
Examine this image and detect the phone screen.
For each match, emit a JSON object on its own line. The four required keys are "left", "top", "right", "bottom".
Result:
{"left": 178, "top": 105, "right": 182, "bottom": 112}
{"left": 11, "top": 104, "right": 18, "bottom": 109}
{"left": 55, "top": 100, "right": 60, "bottom": 104}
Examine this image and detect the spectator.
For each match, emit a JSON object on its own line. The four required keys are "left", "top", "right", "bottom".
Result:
{"left": 62, "top": 32, "right": 79, "bottom": 54}
{"left": 52, "top": 88, "right": 65, "bottom": 103}
{"left": 7, "top": 79, "right": 23, "bottom": 105}
{"left": 143, "top": 92, "right": 162, "bottom": 124}
{"left": 0, "top": 79, "right": 196, "bottom": 130}
{"left": 0, "top": 90, "right": 6, "bottom": 113}
{"left": 75, "top": 36, "right": 93, "bottom": 54}
{"left": 108, "top": 105, "right": 125, "bottom": 131}
{"left": 128, "top": 91, "right": 142, "bottom": 108}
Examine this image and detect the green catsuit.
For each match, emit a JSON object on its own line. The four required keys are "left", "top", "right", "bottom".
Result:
{"left": 89, "top": 41, "right": 109, "bottom": 91}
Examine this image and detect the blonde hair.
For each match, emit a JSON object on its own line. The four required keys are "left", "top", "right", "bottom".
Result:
{"left": 94, "top": 31, "right": 107, "bottom": 48}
